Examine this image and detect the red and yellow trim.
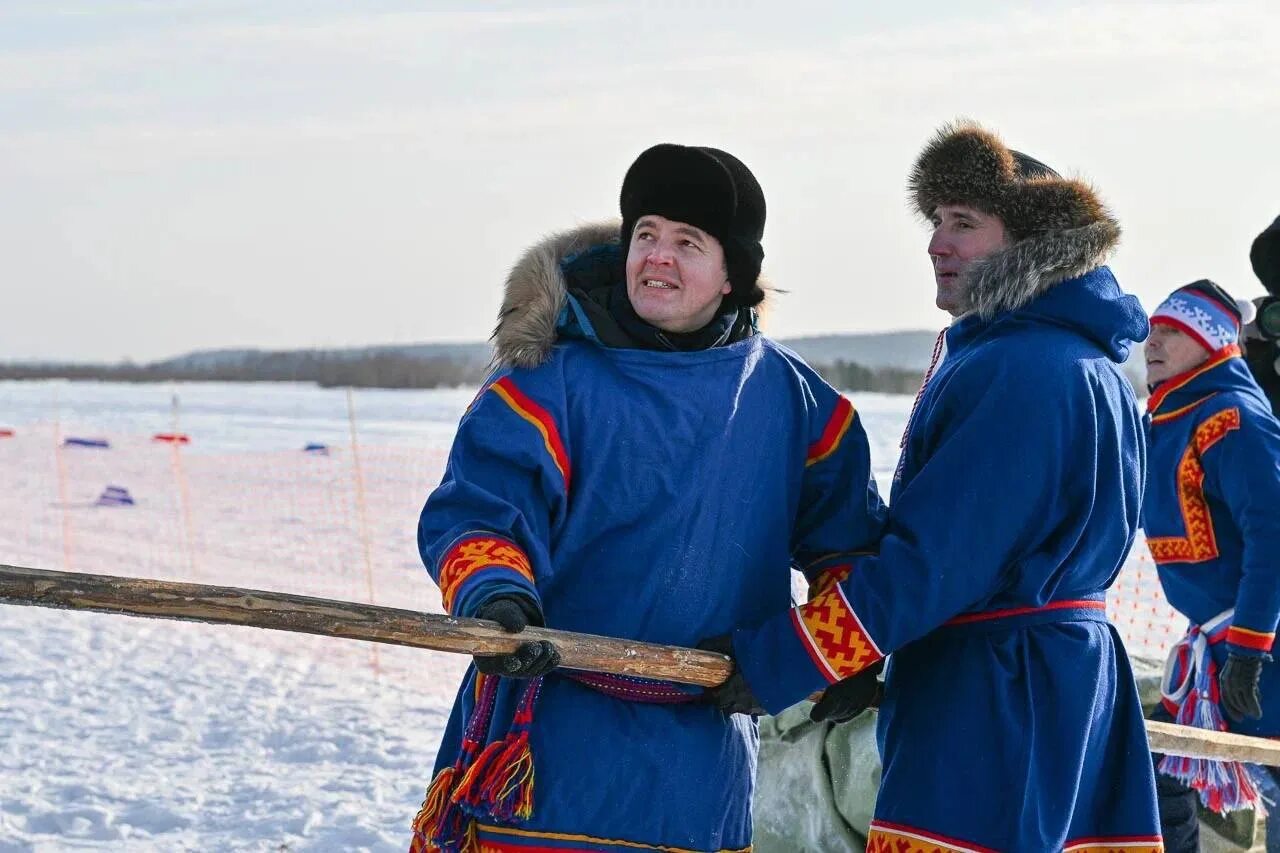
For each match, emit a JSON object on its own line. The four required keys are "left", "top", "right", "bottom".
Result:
{"left": 867, "top": 823, "right": 1162, "bottom": 853}
{"left": 865, "top": 821, "right": 999, "bottom": 853}
{"left": 1063, "top": 837, "right": 1164, "bottom": 852}
{"left": 1150, "top": 393, "right": 1217, "bottom": 425}
{"left": 1147, "top": 408, "right": 1240, "bottom": 564}
{"left": 1226, "top": 625, "right": 1276, "bottom": 653}
{"left": 806, "top": 396, "right": 855, "bottom": 467}
{"left": 475, "top": 823, "right": 750, "bottom": 852}
{"left": 438, "top": 535, "right": 536, "bottom": 613}
{"left": 490, "top": 377, "right": 572, "bottom": 491}
{"left": 792, "top": 584, "right": 882, "bottom": 683}
{"left": 1147, "top": 344, "right": 1240, "bottom": 414}
{"left": 808, "top": 564, "right": 853, "bottom": 599}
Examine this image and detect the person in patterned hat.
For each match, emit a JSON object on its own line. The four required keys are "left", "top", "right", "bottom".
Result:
{"left": 1143, "top": 279, "right": 1280, "bottom": 852}
{"left": 712, "top": 120, "right": 1163, "bottom": 851}
{"left": 408, "top": 143, "right": 886, "bottom": 853}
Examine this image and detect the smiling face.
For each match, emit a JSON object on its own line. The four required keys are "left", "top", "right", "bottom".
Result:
{"left": 625, "top": 214, "right": 732, "bottom": 333}
{"left": 927, "top": 204, "right": 1010, "bottom": 316}
{"left": 1145, "top": 324, "right": 1210, "bottom": 386}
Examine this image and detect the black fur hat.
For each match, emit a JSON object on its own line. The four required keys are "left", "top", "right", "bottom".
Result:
{"left": 619, "top": 144, "right": 766, "bottom": 308}
{"left": 909, "top": 120, "right": 1111, "bottom": 241}
{"left": 1251, "top": 214, "right": 1280, "bottom": 296}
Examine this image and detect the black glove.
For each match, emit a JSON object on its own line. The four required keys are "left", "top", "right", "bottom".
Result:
{"left": 697, "top": 635, "right": 766, "bottom": 717}
{"left": 473, "top": 595, "right": 560, "bottom": 678}
{"left": 809, "top": 660, "right": 884, "bottom": 723}
{"left": 1219, "top": 653, "right": 1264, "bottom": 723}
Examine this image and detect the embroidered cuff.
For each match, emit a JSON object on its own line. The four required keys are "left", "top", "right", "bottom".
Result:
{"left": 733, "top": 584, "right": 884, "bottom": 715}
{"left": 437, "top": 533, "right": 538, "bottom": 618}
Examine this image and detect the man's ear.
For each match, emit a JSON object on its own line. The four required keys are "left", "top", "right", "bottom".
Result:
{"left": 720, "top": 279, "right": 732, "bottom": 296}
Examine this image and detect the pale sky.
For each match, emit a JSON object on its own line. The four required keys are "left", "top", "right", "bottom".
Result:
{"left": 2, "top": 0, "right": 1277, "bottom": 362}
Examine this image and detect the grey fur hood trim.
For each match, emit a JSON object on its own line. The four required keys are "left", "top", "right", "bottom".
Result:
{"left": 491, "top": 221, "right": 621, "bottom": 370}
{"left": 963, "top": 218, "right": 1121, "bottom": 320}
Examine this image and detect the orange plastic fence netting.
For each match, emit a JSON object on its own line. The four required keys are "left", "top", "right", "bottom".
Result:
{"left": 0, "top": 422, "right": 456, "bottom": 679}
{"left": 0, "top": 411, "right": 1187, "bottom": 678}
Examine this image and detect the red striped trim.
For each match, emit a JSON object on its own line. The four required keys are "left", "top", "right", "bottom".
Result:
{"left": 866, "top": 820, "right": 1000, "bottom": 853}
{"left": 1151, "top": 392, "right": 1218, "bottom": 424}
{"left": 490, "top": 377, "right": 571, "bottom": 491}
{"left": 476, "top": 823, "right": 751, "bottom": 852}
{"left": 945, "top": 599, "right": 1105, "bottom": 626}
{"left": 1064, "top": 836, "right": 1164, "bottom": 852}
{"left": 1227, "top": 625, "right": 1275, "bottom": 652}
{"left": 806, "top": 396, "right": 855, "bottom": 467}
{"left": 1147, "top": 344, "right": 1241, "bottom": 414}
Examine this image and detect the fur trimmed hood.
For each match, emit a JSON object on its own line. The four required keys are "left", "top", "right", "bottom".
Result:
{"left": 491, "top": 221, "right": 620, "bottom": 370}
{"left": 910, "top": 120, "right": 1121, "bottom": 320}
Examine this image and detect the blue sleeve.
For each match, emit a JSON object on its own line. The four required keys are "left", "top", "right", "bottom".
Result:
{"left": 417, "top": 371, "right": 570, "bottom": 618}
{"left": 791, "top": 384, "right": 887, "bottom": 596}
{"left": 1204, "top": 404, "right": 1280, "bottom": 658}
{"left": 733, "top": 361, "right": 1073, "bottom": 713}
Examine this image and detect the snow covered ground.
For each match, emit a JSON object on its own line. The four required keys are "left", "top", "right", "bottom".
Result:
{"left": 0, "top": 380, "right": 1182, "bottom": 851}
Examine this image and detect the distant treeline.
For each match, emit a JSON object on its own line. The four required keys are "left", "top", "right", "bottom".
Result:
{"left": 0, "top": 350, "right": 1156, "bottom": 399}
{"left": 812, "top": 360, "right": 925, "bottom": 395}
{"left": 0, "top": 353, "right": 490, "bottom": 390}
{"left": 0, "top": 352, "right": 931, "bottom": 394}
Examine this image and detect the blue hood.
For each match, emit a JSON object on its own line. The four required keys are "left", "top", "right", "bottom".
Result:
{"left": 1017, "top": 266, "right": 1150, "bottom": 363}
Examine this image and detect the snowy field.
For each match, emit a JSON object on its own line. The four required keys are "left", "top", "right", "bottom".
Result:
{"left": 0, "top": 380, "right": 1181, "bottom": 851}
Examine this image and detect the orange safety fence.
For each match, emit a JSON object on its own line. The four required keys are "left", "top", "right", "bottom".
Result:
{"left": 0, "top": 398, "right": 1188, "bottom": 680}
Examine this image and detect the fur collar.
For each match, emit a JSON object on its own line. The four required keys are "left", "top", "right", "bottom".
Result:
{"left": 491, "top": 221, "right": 621, "bottom": 370}
{"left": 963, "top": 217, "right": 1121, "bottom": 320}
{"left": 490, "top": 220, "right": 767, "bottom": 368}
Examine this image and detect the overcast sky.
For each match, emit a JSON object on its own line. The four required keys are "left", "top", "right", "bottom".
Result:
{"left": 2, "top": 0, "right": 1277, "bottom": 362}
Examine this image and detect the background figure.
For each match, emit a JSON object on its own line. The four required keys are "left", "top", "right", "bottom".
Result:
{"left": 1243, "top": 215, "right": 1280, "bottom": 414}
{"left": 1143, "top": 275, "right": 1280, "bottom": 853}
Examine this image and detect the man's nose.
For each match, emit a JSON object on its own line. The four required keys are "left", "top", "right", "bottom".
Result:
{"left": 927, "top": 231, "right": 950, "bottom": 259}
{"left": 645, "top": 241, "right": 675, "bottom": 264}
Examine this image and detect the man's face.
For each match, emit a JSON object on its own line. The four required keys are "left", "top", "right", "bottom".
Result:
{"left": 927, "top": 204, "right": 1010, "bottom": 316}
{"left": 625, "top": 215, "right": 732, "bottom": 334}
{"left": 1145, "top": 324, "right": 1210, "bottom": 386}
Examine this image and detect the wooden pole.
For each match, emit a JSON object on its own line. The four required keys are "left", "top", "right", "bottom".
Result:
{"left": 0, "top": 564, "right": 731, "bottom": 687}
{"left": 1146, "top": 720, "right": 1280, "bottom": 766}
{"left": 3, "top": 563, "right": 1280, "bottom": 766}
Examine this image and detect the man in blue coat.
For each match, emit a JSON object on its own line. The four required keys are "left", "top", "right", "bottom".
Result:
{"left": 717, "top": 121, "right": 1163, "bottom": 851}
{"left": 1143, "top": 279, "right": 1280, "bottom": 850}
{"left": 410, "top": 144, "right": 886, "bottom": 852}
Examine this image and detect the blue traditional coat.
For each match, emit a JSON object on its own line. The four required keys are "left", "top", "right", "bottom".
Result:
{"left": 735, "top": 227, "right": 1163, "bottom": 850}
{"left": 1144, "top": 346, "right": 1280, "bottom": 738}
{"left": 412, "top": 223, "right": 885, "bottom": 853}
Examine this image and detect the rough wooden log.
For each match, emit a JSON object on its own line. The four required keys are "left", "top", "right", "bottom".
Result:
{"left": 4, "top": 564, "right": 1279, "bottom": 766}
{"left": 1146, "top": 720, "right": 1280, "bottom": 766}
{"left": 0, "top": 563, "right": 732, "bottom": 687}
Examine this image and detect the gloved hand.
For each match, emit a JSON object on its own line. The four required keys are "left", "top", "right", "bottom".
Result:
{"left": 1220, "top": 654, "right": 1264, "bottom": 723}
{"left": 810, "top": 659, "right": 884, "bottom": 723}
{"left": 697, "top": 635, "right": 766, "bottom": 717}
{"left": 474, "top": 595, "right": 560, "bottom": 678}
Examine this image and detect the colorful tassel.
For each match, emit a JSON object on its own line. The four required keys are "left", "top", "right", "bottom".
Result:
{"left": 409, "top": 767, "right": 456, "bottom": 852}
{"left": 1159, "top": 650, "right": 1263, "bottom": 815}
{"left": 454, "top": 678, "right": 542, "bottom": 822}
{"left": 407, "top": 675, "right": 499, "bottom": 852}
